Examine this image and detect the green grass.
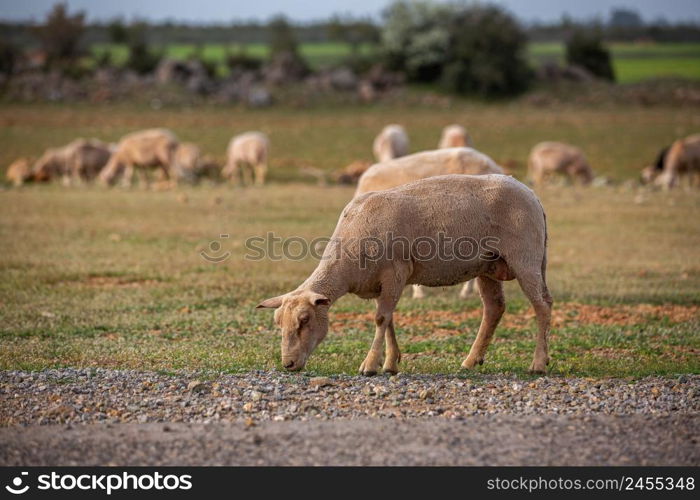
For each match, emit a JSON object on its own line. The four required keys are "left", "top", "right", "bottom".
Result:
{"left": 0, "top": 103, "right": 699, "bottom": 377}
{"left": 91, "top": 41, "right": 700, "bottom": 83}
{"left": 529, "top": 41, "right": 700, "bottom": 83}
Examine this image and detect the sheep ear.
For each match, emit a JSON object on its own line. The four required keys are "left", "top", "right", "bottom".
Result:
{"left": 256, "top": 295, "right": 285, "bottom": 309}
{"left": 308, "top": 293, "right": 330, "bottom": 307}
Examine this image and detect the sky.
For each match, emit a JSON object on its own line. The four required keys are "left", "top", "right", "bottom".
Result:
{"left": 0, "top": 0, "right": 698, "bottom": 24}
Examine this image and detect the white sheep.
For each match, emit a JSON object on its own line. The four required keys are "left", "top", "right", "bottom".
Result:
{"left": 439, "top": 124, "right": 473, "bottom": 149}
{"left": 258, "top": 174, "right": 552, "bottom": 375}
{"left": 372, "top": 124, "right": 409, "bottom": 163}
{"left": 356, "top": 147, "right": 504, "bottom": 299}
{"left": 222, "top": 132, "right": 270, "bottom": 186}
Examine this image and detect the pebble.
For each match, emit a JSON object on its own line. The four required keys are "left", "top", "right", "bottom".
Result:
{"left": 0, "top": 369, "right": 697, "bottom": 426}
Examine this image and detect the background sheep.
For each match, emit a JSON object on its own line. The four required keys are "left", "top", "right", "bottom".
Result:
{"left": 222, "top": 131, "right": 270, "bottom": 186}
{"left": 652, "top": 134, "right": 700, "bottom": 188}
{"left": 439, "top": 124, "right": 473, "bottom": 149}
{"left": 372, "top": 124, "right": 409, "bottom": 163}
{"left": 172, "top": 142, "right": 203, "bottom": 183}
{"left": 258, "top": 174, "right": 552, "bottom": 375}
{"left": 32, "top": 138, "right": 113, "bottom": 186}
{"left": 528, "top": 141, "right": 594, "bottom": 187}
{"left": 6, "top": 158, "right": 33, "bottom": 186}
{"left": 98, "top": 128, "right": 179, "bottom": 187}
{"left": 356, "top": 147, "right": 504, "bottom": 299}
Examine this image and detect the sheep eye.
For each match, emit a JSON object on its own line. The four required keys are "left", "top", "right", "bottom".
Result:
{"left": 299, "top": 314, "right": 310, "bottom": 326}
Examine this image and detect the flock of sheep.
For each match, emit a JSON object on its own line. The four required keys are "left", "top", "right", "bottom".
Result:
{"left": 5, "top": 128, "right": 270, "bottom": 188}
{"left": 7, "top": 122, "right": 699, "bottom": 191}
{"left": 3, "top": 120, "right": 698, "bottom": 375}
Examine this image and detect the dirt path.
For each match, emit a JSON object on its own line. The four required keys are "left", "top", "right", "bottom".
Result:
{"left": 1, "top": 415, "right": 697, "bottom": 466}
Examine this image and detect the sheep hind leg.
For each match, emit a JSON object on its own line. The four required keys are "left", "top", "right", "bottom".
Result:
{"left": 411, "top": 284, "right": 426, "bottom": 299}
{"left": 253, "top": 163, "right": 267, "bottom": 186}
{"left": 517, "top": 271, "right": 553, "bottom": 374}
{"left": 461, "top": 277, "right": 505, "bottom": 370}
{"left": 459, "top": 279, "right": 479, "bottom": 299}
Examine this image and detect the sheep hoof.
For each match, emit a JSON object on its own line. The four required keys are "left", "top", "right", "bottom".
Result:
{"left": 359, "top": 360, "right": 379, "bottom": 377}
{"left": 383, "top": 367, "right": 399, "bottom": 375}
{"left": 361, "top": 370, "right": 377, "bottom": 377}
{"left": 460, "top": 356, "right": 483, "bottom": 370}
{"left": 528, "top": 361, "right": 547, "bottom": 374}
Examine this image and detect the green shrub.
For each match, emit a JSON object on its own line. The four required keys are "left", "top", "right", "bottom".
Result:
{"left": 565, "top": 30, "right": 615, "bottom": 81}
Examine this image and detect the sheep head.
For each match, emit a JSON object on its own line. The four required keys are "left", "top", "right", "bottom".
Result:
{"left": 257, "top": 290, "right": 331, "bottom": 371}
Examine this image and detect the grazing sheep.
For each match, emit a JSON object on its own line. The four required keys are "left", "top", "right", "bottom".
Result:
{"left": 33, "top": 139, "right": 113, "bottom": 186}
{"left": 641, "top": 145, "right": 669, "bottom": 185}
{"left": 652, "top": 134, "right": 700, "bottom": 189}
{"left": 258, "top": 174, "right": 552, "bottom": 375}
{"left": 172, "top": 142, "right": 202, "bottom": 183}
{"left": 98, "top": 129, "right": 178, "bottom": 187}
{"left": 6, "top": 158, "right": 33, "bottom": 186}
{"left": 222, "top": 132, "right": 270, "bottom": 186}
{"left": 439, "top": 124, "right": 473, "bottom": 149}
{"left": 357, "top": 147, "right": 504, "bottom": 299}
{"left": 335, "top": 160, "right": 372, "bottom": 185}
{"left": 527, "top": 141, "right": 594, "bottom": 187}
{"left": 372, "top": 124, "right": 409, "bottom": 163}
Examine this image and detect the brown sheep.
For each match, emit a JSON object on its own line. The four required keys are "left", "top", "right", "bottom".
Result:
{"left": 527, "top": 141, "right": 594, "bottom": 187}
{"left": 6, "top": 158, "right": 33, "bottom": 186}
{"left": 258, "top": 174, "right": 552, "bottom": 375}
{"left": 98, "top": 129, "right": 179, "bottom": 187}
{"left": 650, "top": 134, "right": 700, "bottom": 189}
{"left": 32, "top": 139, "right": 113, "bottom": 186}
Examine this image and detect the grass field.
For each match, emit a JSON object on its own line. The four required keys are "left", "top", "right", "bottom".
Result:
{"left": 1, "top": 103, "right": 699, "bottom": 378}
{"left": 91, "top": 41, "right": 700, "bottom": 83}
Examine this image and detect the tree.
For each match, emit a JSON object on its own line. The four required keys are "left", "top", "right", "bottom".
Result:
{"left": 107, "top": 18, "right": 128, "bottom": 44}
{"left": 125, "top": 23, "right": 161, "bottom": 74}
{"left": 268, "top": 15, "right": 299, "bottom": 58}
{"left": 565, "top": 30, "right": 615, "bottom": 81}
{"left": 381, "top": 1, "right": 532, "bottom": 96}
{"left": 33, "top": 3, "right": 85, "bottom": 67}
{"left": 327, "top": 16, "right": 380, "bottom": 55}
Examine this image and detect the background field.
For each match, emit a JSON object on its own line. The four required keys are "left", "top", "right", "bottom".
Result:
{"left": 90, "top": 42, "right": 700, "bottom": 84}
{"left": 1, "top": 103, "right": 699, "bottom": 378}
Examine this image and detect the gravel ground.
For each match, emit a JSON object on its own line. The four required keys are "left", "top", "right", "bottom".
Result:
{"left": 1, "top": 369, "right": 697, "bottom": 425}
{"left": 1, "top": 369, "right": 697, "bottom": 465}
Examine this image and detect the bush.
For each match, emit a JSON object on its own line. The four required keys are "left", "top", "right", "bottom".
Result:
{"left": 225, "top": 49, "right": 262, "bottom": 71}
{"left": 33, "top": 3, "right": 85, "bottom": 67}
{"left": 0, "top": 39, "right": 19, "bottom": 76}
{"left": 124, "top": 24, "right": 161, "bottom": 75}
{"left": 565, "top": 30, "right": 615, "bottom": 81}
{"left": 381, "top": 1, "right": 532, "bottom": 97}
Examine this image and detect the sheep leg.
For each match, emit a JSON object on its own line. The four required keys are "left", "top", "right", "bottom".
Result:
{"left": 359, "top": 274, "right": 403, "bottom": 376}
{"left": 461, "top": 277, "right": 505, "bottom": 369}
{"left": 253, "top": 163, "right": 267, "bottom": 186}
{"left": 121, "top": 164, "right": 135, "bottom": 188}
{"left": 383, "top": 319, "right": 401, "bottom": 375}
{"left": 241, "top": 162, "right": 254, "bottom": 186}
{"left": 411, "top": 284, "right": 426, "bottom": 299}
{"left": 458, "top": 279, "right": 479, "bottom": 298}
{"left": 517, "top": 272, "right": 552, "bottom": 374}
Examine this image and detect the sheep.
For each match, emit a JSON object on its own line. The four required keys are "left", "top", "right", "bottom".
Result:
{"left": 527, "top": 141, "right": 594, "bottom": 187}
{"left": 335, "top": 160, "right": 372, "bottom": 185}
{"left": 6, "top": 158, "right": 33, "bottom": 186}
{"left": 172, "top": 142, "right": 202, "bottom": 183}
{"left": 439, "top": 124, "right": 473, "bottom": 149}
{"left": 32, "top": 139, "right": 113, "bottom": 186}
{"left": 98, "top": 128, "right": 178, "bottom": 187}
{"left": 372, "top": 124, "right": 409, "bottom": 163}
{"left": 222, "top": 132, "right": 270, "bottom": 186}
{"left": 356, "top": 147, "right": 504, "bottom": 299}
{"left": 258, "top": 174, "right": 552, "bottom": 375}
{"left": 650, "top": 134, "right": 700, "bottom": 189}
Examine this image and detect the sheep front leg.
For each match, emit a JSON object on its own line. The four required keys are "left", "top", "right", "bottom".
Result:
{"left": 359, "top": 274, "right": 403, "bottom": 376}
{"left": 383, "top": 319, "right": 401, "bottom": 375}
